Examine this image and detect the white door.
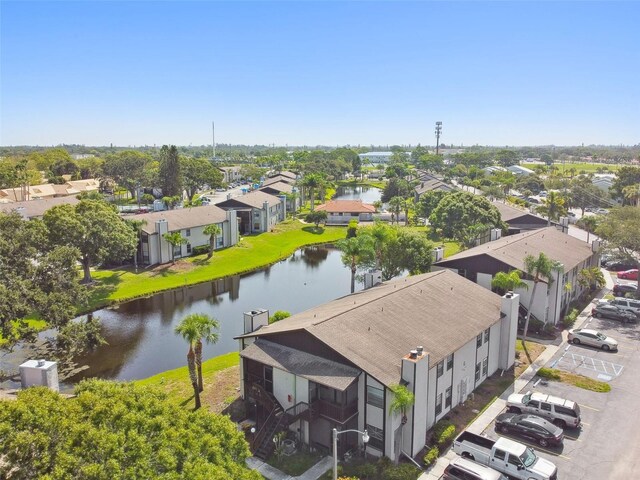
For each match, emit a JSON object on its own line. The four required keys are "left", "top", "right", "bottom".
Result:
{"left": 459, "top": 378, "right": 468, "bottom": 404}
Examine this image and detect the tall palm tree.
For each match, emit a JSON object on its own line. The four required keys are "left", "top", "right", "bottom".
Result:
{"left": 192, "top": 314, "right": 220, "bottom": 392}
{"left": 522, "top": 253, "right": 563, "bottom": 340}
{"left": 389, "top": 384, "right": 415, "bottom": 458}
{"left": 623, "top": 184, "right": 640, "bottom": 207}
{"left": 125, "top": 218, "right": 147, "bottom": 273}
{"left": 301, "top": 173, "right": 323, "bottom": 211}
{"left": 174, "top": 315, "right": 202, "bottom": 409}
{"left": 362, "top": 221, "right": 392, "bottom": 270}
{"left": 162, "top": 232, "right": 187, "bottom": 264}
{"left": 491, "top": 270, "right": 528, "bottom": 296}
{"left": 389, "top": 196, "right": 405, "bottom": 225}
{"left": 576, "top": 215, "right": 598, "bottom": 243}
{"left": 403, "top": 197, "right": 414, "bottom": 227}
{"left": 336, "top": 235, "right": 374, "bottom": 293}
{"left": 203, "top": 224, "right": 222, "bottom": 259}
{"left": 537, "top": 191, "right": 567, "bottom": 226}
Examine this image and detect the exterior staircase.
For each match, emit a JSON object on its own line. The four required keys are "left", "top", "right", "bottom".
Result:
{"left": 253, "top": 403, "right": 285, "bottom": 460}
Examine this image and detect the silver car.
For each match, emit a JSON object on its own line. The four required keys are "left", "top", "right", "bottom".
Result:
{"left": 568, "top": 328, "right": 618, "bottom": 351}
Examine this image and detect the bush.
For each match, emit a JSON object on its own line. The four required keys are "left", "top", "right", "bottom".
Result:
{"left": 563, "top": 308, "right": 579, "bottom": 328}
{"left": 269, "top": 310, "right": 291, "bottom": 324}
{"left": 382, "top": 463, "right": 421, "bottom": 480}
{"left": 347, "top": 219, "right": 358, "bottom": 238}
{"left": 353, "top": 463, "right": 377, "bottom": 479}
{"left": 376, "top": 456, "right": 393, "bottom": 475}
{"left": 192, "top": 245, "right": 209, "bottom": 256}
{"left": 432, "top": 420, "right": 456, "bottom": 447}
{"left": 537, "top": 367, "right": 561, "bottom": 380}
{"left": 423, "top": 446, "right": 439, "bottom": 467}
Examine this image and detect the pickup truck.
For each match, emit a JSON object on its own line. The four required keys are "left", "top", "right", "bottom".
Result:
{"left": 453, "top": 431, "right": 557, "bottom": 480}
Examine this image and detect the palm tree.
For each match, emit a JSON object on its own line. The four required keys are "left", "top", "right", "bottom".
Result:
{"left": 336, "top": 235, "right": 374, "bottom": 293}
{"left": 623, "top": 184, "right": 640, "bottom": 207}
{"left": 191, "top": 314, "right": 220, "bottom": 392}
{"left": 362, "top": 221, "right": 392, "bottom": 270}
{"left": 403, "top": 197, "right": 414, "bottom": 227}
{"left": 522, "top": 253, "right": 563, "bottom": 341}
{"left": 126, "top": 218, "right": 147, "bottom": 273}
{"left": 576, "top": 215, "right": 598, "bottom": 243}
{"left": 389, "top": 384, "right": 415, "bottom": 458}
{"left": 163, "top": 232, "right": 187, "bottom": 264}
{"left": 203, "top": 224, "right": 222, "bottom": 259}
{"left": 536, "top": 191, "right": 567, "bottom": 226}
{"left": 301, "top": 173, "right": 323, "bottom": 211}
{"left": 285, "top": 190, "right": 299, "bottom": 217}
{"left": 174, "top": 315, "right": 203, "bottom": 409}
{"left": 491, "top": 270, "right": 528, "bottom": 296}
{"left": 389, "top": 196, "right": 405, "bottom": 225}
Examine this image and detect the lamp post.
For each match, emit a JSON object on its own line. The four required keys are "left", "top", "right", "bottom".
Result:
{"left": 332, "top": 428, "right": 369, "bottom": 480}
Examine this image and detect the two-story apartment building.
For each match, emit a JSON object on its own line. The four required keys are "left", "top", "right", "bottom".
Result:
{"left": 236, "top": 270, "right": 519, "bottom": 462}
{"left": 434, "top": 227, "right": 601, "bottom": 325}
{"left": 217, "top": 190, "right": 286, "bottom": 234}
{"left": 133, "top": 205, "right": 239, "bottom": 265}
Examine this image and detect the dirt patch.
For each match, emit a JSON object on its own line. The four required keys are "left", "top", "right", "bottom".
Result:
{"left": 148, "top": 260, "right": 196, "bottom": 275}
{"left": 201, "top": 365, "right": 243, "bottom": 415}
{"left": 514, "top": 340, "right": 546, "bottom": 377}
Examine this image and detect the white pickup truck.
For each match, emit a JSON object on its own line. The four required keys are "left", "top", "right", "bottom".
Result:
{"left": 453, "top": 431, "right": 557, "bottom": 480}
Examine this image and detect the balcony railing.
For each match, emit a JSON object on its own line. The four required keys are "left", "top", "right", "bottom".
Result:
{"left": 311, "top": 398, "right": 358, "bottom": 423}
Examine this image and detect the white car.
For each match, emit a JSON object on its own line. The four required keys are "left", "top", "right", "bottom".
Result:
{"left": 568, "top": 328, "right": 618, "bottom": 351}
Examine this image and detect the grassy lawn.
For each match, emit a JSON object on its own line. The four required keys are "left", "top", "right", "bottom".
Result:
{"left": 537, "top": 367, "right": 611, "bottom": 393}
{"left": 523, "top": 162, "right": 621, "bottom": 174}
{"left": 266, "top": 452, "right": 323, "bottom": 477}
{"left": 86, "top": 219, "right": 347, "bottom": 311}
{"left": 136, "top": 352, "right": 241, "bottom": 411}
{"left": 336, "top": 179, "right": 387, "bottom": 189}
{"left": 515, "top": 339, "right": 546, "bottom": 376}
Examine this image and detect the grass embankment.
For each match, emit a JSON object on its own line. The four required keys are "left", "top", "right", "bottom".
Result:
{"left": 137, "top": 352, "right": 241, "bottom": 411}
{"left": 522, "top": 162, "right": 621, "bottom": 174}
{"left": 537, "top": 367, "right": 611, "bottom": 393}
{"left": 336, "top": 179, "right": 387, "bottom": 189}
{"left": 87, "top": 219, "right": 348, "bottom": 311}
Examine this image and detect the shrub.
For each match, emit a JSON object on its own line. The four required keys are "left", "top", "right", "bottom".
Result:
{"left": 269, "top": 310, "right": 291, "bottom": 324}
{"left": 382, "top": 463, "right": 421, "bottom": 480}
{"left": 563, "top": 308, "right": 579, "bottom": 328}
{"left": 537, "top": 367, "right": 561, "bottom": 380}
{"left": 376, "top": 456, "right": 393, "bottom": 475}
{"left": 423, "top": 446, "right": 439, "bottom": 467}
{"left": 191, "top": 245, "right": 209, "bottom": 256}
{"left": 346, "top": 219, "right": 358, "bottom": 238}
{"left": 432, "top": 420, "right": 456, "bottom": 447}
{"left": 353, "top": 463, "right": 377, "bottom": 479}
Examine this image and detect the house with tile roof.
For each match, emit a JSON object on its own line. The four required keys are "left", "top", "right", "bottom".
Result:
{"left": 130, "top": 205, "right": 239, "bottom": 265}
{"left": 315, "top": 200, "right": 376, "bottom": 225}
{"left": 217, "top": 190, "right": 285, "bottom": 234}
{"left": 236, "top": 270, "right": 519, "bottom": 462}
{"left": 434, "top": 227, "right": 601, "bottom": 326}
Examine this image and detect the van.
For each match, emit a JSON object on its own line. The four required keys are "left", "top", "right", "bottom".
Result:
{"left": 443, "top": 457, "right": 508, "bottom": 480}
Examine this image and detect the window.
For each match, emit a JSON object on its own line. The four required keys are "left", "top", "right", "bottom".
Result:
{"left": 494, "top": 449, "right": 506, "bottom": 461}
{"left": 446, "top": 354, "right": 454, "bottom": 371}
{"left": 541, "top": 402, "right": 552, "bottom": 412}
{"left": 173, "top": 245, "right": 182, "bottom": 257}
{"left": 476, "top": 334, "right": 482, "bottom": 348}
{"left": 482, "top": 357, "right": 488, "bottom": 376}
{"left": 528, "top": 400, "right": 540, "bottom": 409}
{"left": 475, "top": 363, "right": 481, "bottom": 382}
{"left": 445, "top": 386, "right": 452, "bottom": 408}
{"left": 366, "top": 424, "right": 383, "bottom": 451}
{"left": 437, "top": 361, "right": 444, "bottom": 378}
{"left": 507, "top": 454, "right": 523, "bottom": 467}
{"left": 484, "top": 328, "right": 490, "bottom": 344}
{"left": 185, "top": 228, "right": 191, "bottom": 237}
{"left": 435, "top": 393, "right": 443, "bottom": 416}
{"left": 186, "top": 243, "right": 192, "bottom": 254}
{"left": 366, "top": 385, "right": 384, "bottom": 409}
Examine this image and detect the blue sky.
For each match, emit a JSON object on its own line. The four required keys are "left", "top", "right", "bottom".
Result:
{"left": 1, "top": 1, "right": 639, "bottom": 147}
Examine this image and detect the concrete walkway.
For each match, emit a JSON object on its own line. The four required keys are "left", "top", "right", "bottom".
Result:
{"left": 419, "top": 283, "right": 609, "bottom": 479}
{"left": 247, "top": 455, "right": 332, "bottom": 480}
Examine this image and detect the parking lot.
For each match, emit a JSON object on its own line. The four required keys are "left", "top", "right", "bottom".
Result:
{"left": 483, "top": 311, "right": 640, "bottom": 480}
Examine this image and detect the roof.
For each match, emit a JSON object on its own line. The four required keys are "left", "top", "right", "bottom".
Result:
{"left": 414, "top": 179, "right": 454, "bottom": 195}
{"left": 65, "top": 179, "right": 99, "bottom": 191}
{"left": 241, "top": 339, "right": 360, "bottom": 391}
{"left": 238, "top": 270, "right": 502, "bottom": 387}
{"left": 218, "top": 190, "right": 282, "bottom": 209}
{"left": 131, "top": 205, "right": 229, "bottom": 234}
{"left": 495, "top": 436, "right": 527, "bottom": 456}
{"left": 263, "top": 175, "right": 295, "bottom": 187}
{"left": 316, "top": 200, "right": 376, "bottom": 214}
{"left": 0, "top": 195, "right": 80, "bottom": 218}
{"left": 531, "top": 392, "right": 576, "bottom": 409}
{"left": 272, "top": 171, "right": 297, "bottom": 180}
{"left": 506, "top": 165, "right": 535, "bottom": 174}
{"left": 436, "top": 227, "right": 595, "bottom": 273}
{"left": 258, "top": 181, "right": 294, "bottom": 194}
{"left": 491, "top": 201, "right": 546, "bottom": 224}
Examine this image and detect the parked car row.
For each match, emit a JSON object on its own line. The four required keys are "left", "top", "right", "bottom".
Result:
{"left": 613, "top": 281, "right": 639, "bottom": 298}
{"left": 617, "top": 269, "right": 639, "bottom": 280}
{"left": 591, "top": 303, "right": 638, "bottom": 323}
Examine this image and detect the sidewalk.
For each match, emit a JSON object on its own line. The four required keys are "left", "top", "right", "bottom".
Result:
{"left": 419, "top": 282, "right": 609, "bottom": 479}
{"left": 247, "top": 456, "right": 332, "bottom": 480}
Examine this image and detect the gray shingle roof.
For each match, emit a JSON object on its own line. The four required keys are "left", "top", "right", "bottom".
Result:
{"left": 239, "top": 270, "right": 502, "bottom": 387}
{"left": 263, "top": 175, "right": 295, "bottom": 187}
{"left": 241, "top": 339, "right": 360, "bottom": 391}
{"left": 414, "top": 179, "right": 454, "bottom": 195}
{"left": 0, "top": 196, "right": 80, "bottom": 218}
{"left": 259, "top": 181, "right": 295, "bottom": 194}
{"left": 491, "top": 201, "right": 546, "bottom": 224}
{"left": 131, "top": 205, "right": 228, "bottom": 234}
{"left": 218, "top": 190, "right": 282, "bottom": 209}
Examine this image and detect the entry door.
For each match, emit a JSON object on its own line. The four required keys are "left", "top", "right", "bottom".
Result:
{"left": 459, "top": 378, "right": 468, "bottom": 404}
{"left": 264, "top": 366, "right": 273, "bottom": 394}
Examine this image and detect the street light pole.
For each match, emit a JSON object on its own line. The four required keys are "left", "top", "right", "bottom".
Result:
{"left": 332, "top": 428, "right": 369, "bottom": 480}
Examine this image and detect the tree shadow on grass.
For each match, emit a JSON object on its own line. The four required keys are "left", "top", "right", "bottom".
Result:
{"left": 86, "top": 272, "right": 124, "bottom": 309}
{"left": 301, "top": 226, "right": 325, "bottom": 235}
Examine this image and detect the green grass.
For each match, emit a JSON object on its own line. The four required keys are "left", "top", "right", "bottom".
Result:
{"left": 86, "top": 220, "right": 347, "bottom": 311}
{"left": 266, "top": 451, "right": 323, "bottom": 477}
{"left": 523, "top": 162, "right": 622, "bottom": 174}
{"left": 538, "top": 367, "right": 611, "bottom": 393}
{"left": 0, "top": 316, "right": 48, "bottom": 346}
{"left": 336, "top": 179, "right": 387, "bottom": 189}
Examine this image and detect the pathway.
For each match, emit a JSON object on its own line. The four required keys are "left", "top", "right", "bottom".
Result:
{"left": 247, "top": 456, "right": 332, "bottom": 480}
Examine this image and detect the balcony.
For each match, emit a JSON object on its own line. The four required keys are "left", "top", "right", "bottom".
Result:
{"left": 311, "top": 398, "right": 358, "bottom": 423}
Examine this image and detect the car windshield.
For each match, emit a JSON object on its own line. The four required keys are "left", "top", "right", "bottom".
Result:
{"left": 597, "top": 333, "right": 607, "bottom": 340}
{"left": 521, "top": 447, "right": 537, "bottom": 468}
{"left": 522, "top": 393, "right": 531, "bottom": 403}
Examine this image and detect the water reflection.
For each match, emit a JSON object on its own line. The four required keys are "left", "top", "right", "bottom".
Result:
{"left": 334, "top": 186, "right": 382, "bottom": 204}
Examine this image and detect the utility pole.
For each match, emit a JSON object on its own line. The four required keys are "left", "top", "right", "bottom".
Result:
{"left": 435, "top": 121, "right": 443, "bottom": 155}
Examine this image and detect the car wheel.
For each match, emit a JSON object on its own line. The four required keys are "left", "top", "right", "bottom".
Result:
{"left": 508, "top": 407, "right": 522, "bottom": 414}
{"left": 499, "top": 425, "right": 509, "bottom": 434}
{"left": 461, "top": 452, "right": 474, "bottom": 461}
{"left": 553, "top": 419, "right": 566, "bottom": 428}
{"left": 602, "top": 345, "right": 610, "bottom": 351}
{"left": 539, "top": 438, "right": 549, "bottom": 447}
{"left": 594, "top": 312, "right": 601, "bottom": 318}
{"left": 572, "top": 338, "right": 581, "bottom": 345}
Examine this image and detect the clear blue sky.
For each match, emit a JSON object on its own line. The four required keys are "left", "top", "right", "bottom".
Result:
{"left": 1, "top": 1, "right": 639, "bottom": 147}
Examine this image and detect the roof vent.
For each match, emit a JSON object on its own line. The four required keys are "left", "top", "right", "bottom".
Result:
{"left": 37, "top": 359, "right": 46, "bottom": 367}
{"left": 409, "top": 350, "right": 418, "bottom": 359}
{"left": 416, "top": 346, "right": 424, "bottom": 356}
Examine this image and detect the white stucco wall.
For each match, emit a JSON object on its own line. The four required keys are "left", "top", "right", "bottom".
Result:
{"left": 477, "top": 272, "right": 493, "bottom": 290}
{"left": 273, "top": 367, "right": 295, "bottom": 411}
{"left": 488, "top": 322, "right": 501, "bottom": 376}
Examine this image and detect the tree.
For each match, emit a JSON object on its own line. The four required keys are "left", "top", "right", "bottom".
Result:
{"left": 190, "top": 314, "right": 220, "bottom": 392}
{"left": 494, "top": 149, "right": 519, "bottom": 167}
{"left": 381, "top": 177, "right": 411, "bottom": 203}
{"left": 535, "top": 191, "right": 568, "bottom": 226}
{"left": 623, "top": 184, "right": 640, "bottom": 207}
{"left": 159, "top": 145, "right": 182, "bottom": 197}
{"left": 597, "top": 206, "right": 640, "bottom": 296}
{"left": 611, "top": 166, "right": 640, "bottom": 201}
{"left": 181, "top": 157, "right": 223, "bottom": 199}
{"left": 570, "top": 177, "right": 606, "bottom": 215}
{"left": 102, "top": 150, "right": 151, "bottom": 197}
{"left": 491, "top": 270, "right": 528, "bottom": 295}
{"left": 301, "top": 173, "right": 324, "bottom": 211}
{"left": 305, "top": 209, "right": 328, "bottom": 228}
{"left": 380, "top": 229, "right": 433, "bottom": 280}
{"left": 415, "top": 190, "right": 450, "bottom": 219}
{"left": 240, "top": 163, "right": 265, "bottom": 183}
{"left": 203, "top": 224, "right": 222, "bottom": 259}
{"left": 336, "top": 235, "right": 375, "bottom": 293}
{"left": 174, "top": 315, "right": 203, "bottom": 409}
{"left": 429, "top": 191, "right": 504, "bottom": 239}
{"left": 269, "top": 310, "right": 291, "bottom": 324}
{"left": 389, "top": 196, "right": 405, "bottom": 225}
{"left": 417, "top": 153, "right": 444, "bottom": 173}
{"left": 522, "top": 253, "right": 563, "bottom": 340}
{"left": 359, "top": 221, "right": 392, "bottom": 269}
{"left": 163, "top": 232, "right": 188, "bottom": 264}
{"left": 389, "top": 383, "right": 415, "bottom": 459}
{"left": 577, "top": 267, "right": 606, "bottom": 293}
{"left": 454, "top": 223, "right": 491, "bottom": 249}
{"left": 0, "top": 212, "right": 86, "bottom": 344}
{"left": 125, "top": 218, "right": 147, "bottom": 272}
{"left": 576, "top": 215, "right": 599, "bottom": 243}
{"left": 0, "top": 381, "right": 260, "bottom": 479}
{"left": 44, "top": 200, "right": 137, "bottom": 283}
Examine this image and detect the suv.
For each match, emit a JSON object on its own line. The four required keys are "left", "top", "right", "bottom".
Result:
{"left": 607, "top": 297, "right": 640, "bottom": 317}
{"left": 613, "top": 282, "right": 638, "bottom": 297}
{"left": 507, "top": 391, "right": 581, "bottom": 428}
{"left": 443, "top": 457, "right": 508, "bottom": 480}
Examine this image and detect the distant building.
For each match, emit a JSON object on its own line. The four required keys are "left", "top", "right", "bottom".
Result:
{"left": 506, "top": 165, "right": 535, "bottom": 176}
{"left": 413, "top": 174, "right": 455, "bottom": 201}
{"left": 0, "top": 178, "right": 99, "bottom": 203}
{"left": 258, "top": 182, "right": 299, "bottom": 212}
{"left": 491, "top": 201, "right": 551, "bottom": 234}
{"left": 359, "top": 152, "right": 411, "bottom": 164}
{"left": 218, "top": 166, "right": 243, "bottom": 184}
{"left": 0, "top": 196, "right": 81, "bottom": 219}
{"left": 217, "top": 190, "right": 286, "bottom": 234}
{"left": 592, "top": 174, "right": 616, "bottom": 192}
{"left": 483, "top": 166, "right": 507, "bottom": 175}
{"left": 315, "top": 199, "right": 376, "bottom": 225}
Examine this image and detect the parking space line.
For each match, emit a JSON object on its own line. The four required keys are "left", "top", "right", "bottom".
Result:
{"left": 517, "top": 439, "right": 571, "bottom": 460}
{"left": 600, "top": 359, "right": 608, "bottom": 374}
{"left": 579, "top": 404, "right": 600, "bottom": 411}
{"left": 580, "top": 422, "right": 591, "bottom": 426}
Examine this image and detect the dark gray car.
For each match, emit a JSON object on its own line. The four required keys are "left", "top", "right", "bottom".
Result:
{"left": 592, "top": 304, "right": 638, "bottom": 323}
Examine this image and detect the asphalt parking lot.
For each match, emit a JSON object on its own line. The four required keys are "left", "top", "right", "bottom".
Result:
{"left": 483, "top": 311, "right": 640, "bottom": 480}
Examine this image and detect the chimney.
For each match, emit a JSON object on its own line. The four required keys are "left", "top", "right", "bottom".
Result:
{"left": 490, "top": 228, "right": 502, "bottom": 242}
{"left": 416, "top": 346, "right": 424, "bottom": 356}
{"left": 364, "top": 270, "right": 382, "bottom": 289}
{"left": 401, "top": 345, "right": 429, "bottom": 459}
{"left": 243, "top": 309, "right": 269, "bottom": 334}
{"left": 499, "top": 292, "right": 519, "bottom": 370}
{"left": 409, "top": 349, "right": 418, "bottom": 359}
{"left": 592, "top": 239, "right": 601, "bottom": 252}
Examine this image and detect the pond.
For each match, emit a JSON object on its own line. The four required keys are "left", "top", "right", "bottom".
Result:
{"left": 334, "top": 185, "right": 381, "bottom": 204}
